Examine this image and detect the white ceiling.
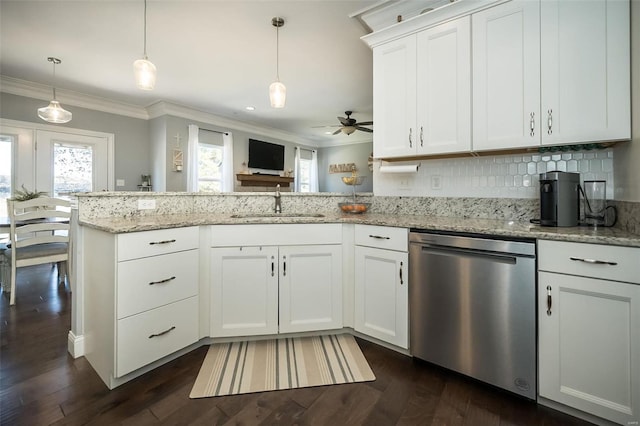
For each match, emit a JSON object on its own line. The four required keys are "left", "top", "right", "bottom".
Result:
{"left": 0, "top": 0, "right": 377, "bottom": 145}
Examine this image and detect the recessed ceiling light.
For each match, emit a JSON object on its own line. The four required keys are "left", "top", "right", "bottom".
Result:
{"left": 245, "top": 106, "right": 255, "bottom": 111}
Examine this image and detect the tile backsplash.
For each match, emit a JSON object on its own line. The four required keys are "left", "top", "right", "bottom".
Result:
{"left": 373, "top": 148, "right": 615, "bottom": 199}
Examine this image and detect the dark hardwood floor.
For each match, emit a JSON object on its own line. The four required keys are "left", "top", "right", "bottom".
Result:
{"left": 1, "top": 265, "right": 592, "bottom": 426}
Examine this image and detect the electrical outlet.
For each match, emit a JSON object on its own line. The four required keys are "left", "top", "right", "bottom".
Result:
{"left": 431, "top": 175, "right": 442, "bottom": 190}
{"left": 137, "top": 199, "right": 156, "bottom": 210}
{"left": 116, "top": 179, "right": 125, "bottom": 187}
{"left": 399, "top": 178, "right": 409, "bottom": 187}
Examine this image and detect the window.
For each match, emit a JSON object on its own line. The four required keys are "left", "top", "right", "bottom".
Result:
{"left": 0, "top": 135, "right": 12, "bottom": 217}
{"left": 298, "top": 157, "right": 312, "bottom": 193}
{"left": 197, "top": 142, "right": 223, "bottom": 192}
{"left": 53, "top": 143, "right": 93, "bottom": 196}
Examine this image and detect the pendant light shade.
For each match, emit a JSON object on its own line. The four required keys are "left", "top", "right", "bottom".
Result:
{"left": 133, "top": 57, "right": 156, "bottom": 90}
{"left": 38, "top": 57, "right": 72, "bottom": 124}
{"left": 269, "top": 17, "right": 286, "bottom": 108}
{"left": 269, "top": 81, "right": 286, "bottom": 109}
{"left": 134, "top": 0, "right": 156, "bottom": 90}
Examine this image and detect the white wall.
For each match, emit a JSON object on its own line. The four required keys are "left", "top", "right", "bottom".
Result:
{"left": 613, "top": 0, "right": 640, "bottom": 202}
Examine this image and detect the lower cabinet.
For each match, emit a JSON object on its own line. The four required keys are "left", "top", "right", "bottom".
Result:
{"left": 538, "top": 240, "right": 640, "bottom": 425}
{"left": 210, "top": 238, "right": 343, "bottom": 337}
{"left": 354, "top": 225, "right": 409, "bottom": 349}
{"left": 83, "top": 226, "right": 200, "bottom": 389}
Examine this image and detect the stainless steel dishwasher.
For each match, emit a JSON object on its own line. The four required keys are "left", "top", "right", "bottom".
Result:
{"left": 409, "top": 231, "right": 536, "bottom": 399}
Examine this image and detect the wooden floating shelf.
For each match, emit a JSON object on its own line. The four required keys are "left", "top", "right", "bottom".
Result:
{"left": 236, "top": 174, "right": 294, "bottom": 187}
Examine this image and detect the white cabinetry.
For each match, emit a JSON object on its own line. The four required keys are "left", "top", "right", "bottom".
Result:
{"left": 538, "top": 240, "right": 640, "bottom": 425}
{"left": 373, "top": 16, "right": 471, "bottom": 158}
{"left": 540, "top": 0, "right": 630, "bottom": 145}
{"left": 473, "top": 0, "right": 630, "bottom": 151}
{"left": 210, "top": 224, "right": 343, "bottom": 337}
{"left": 83, "top": 226, "right": 200, "bottom": 389}
{"left": 472, "top": 0, "right": 541, "bottom": 151}
{"left": 354, "top": 225, "right": 408, "bottom": 349}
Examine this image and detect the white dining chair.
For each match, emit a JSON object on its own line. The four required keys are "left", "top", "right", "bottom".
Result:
{"left": 3, "top": 197, "right": 71, "bottom": 305}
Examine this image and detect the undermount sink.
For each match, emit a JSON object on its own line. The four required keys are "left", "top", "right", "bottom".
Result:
{"left": 230, "top": 213, "right": 325, "bottom": 219}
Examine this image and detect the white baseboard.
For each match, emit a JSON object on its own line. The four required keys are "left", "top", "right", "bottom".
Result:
{"left": 67, "top": 331, "right": 85, "bottom": 358}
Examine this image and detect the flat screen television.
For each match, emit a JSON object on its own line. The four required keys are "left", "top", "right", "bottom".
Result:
{"left": 248, "top": 139, "right": 285, "bottom": 171}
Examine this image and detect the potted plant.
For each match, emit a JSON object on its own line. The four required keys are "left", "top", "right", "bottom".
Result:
{"left": 10, "top": 185, "right": 48, "bottom": 201}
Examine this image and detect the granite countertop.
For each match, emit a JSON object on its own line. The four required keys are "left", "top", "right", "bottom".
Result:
{"left": 78, "top": 212, "right": 640, "bottom": 248}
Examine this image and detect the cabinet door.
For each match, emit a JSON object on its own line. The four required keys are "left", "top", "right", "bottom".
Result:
{"left": 210, "top": 246, "right": 279, "bottom": 337}
{"left": 539, "top": 272, "right": 640, "bottom": 425}
{"left": 541, "top": 0, "right": 630, "bottom": 145}
{"left": 373, "top": 35, "right": 417, "bottom": 158}
{"left": 354, "top": 246, "right": 408, "bottom": 349}
{"left": 472, "top": 0, "right": 540, "bottom": 151}
{"left": 416, "top": 16, "right": 471, "bottom": 155}
{"left": 279, "top": 245, "right": 342, "bottom": 334}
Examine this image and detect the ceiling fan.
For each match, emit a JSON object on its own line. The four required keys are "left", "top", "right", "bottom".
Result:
{"left": 316, "top": 111, "right": 373, "bottom": 135}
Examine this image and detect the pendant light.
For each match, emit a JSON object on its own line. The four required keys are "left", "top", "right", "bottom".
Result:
{"left": 269, "top": 17, "right": 286, "bottom": 108}
{"left": 37, "top": 57, "right": 72, "bottom": 124}
{"left": 133, "top": 0, "right": 156, "bottom": 90}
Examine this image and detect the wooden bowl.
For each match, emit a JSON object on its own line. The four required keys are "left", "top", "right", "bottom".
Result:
{"left": 338, "top": 202, "right": 370, "bottom": 214}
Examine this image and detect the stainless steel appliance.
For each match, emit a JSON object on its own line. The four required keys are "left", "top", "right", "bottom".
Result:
{"left": 539, "top": 171, "right": 580, "bottom": 227}
{"left": 409, "top": 231, "right": 537, "bottom": 399}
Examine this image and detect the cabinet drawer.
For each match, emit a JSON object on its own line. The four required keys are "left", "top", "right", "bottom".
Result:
{"left": 116, "top": 296, "right": 199, "bottom": 377}
{"left": 117, "top": 250, "right": 199, "bottom": 319}
{"left": 211, "top": 224, "right": 342, "bottom": 247}
{"left": 355, "top": 225, "right": 408, "bottom": 252}
{"left": 538, "top": 240, "right": 640, "bottom": 284}
{"left": 117, "top": 226, "right": 199, "bottom": 261}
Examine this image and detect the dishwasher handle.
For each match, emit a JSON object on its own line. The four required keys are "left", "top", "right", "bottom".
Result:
{"left": 417, "top": 244, "right": 518, "bottom": 264}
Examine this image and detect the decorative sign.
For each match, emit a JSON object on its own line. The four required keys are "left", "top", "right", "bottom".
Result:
{"left": 329, "top": 163, "right": 356, "bottom": 174}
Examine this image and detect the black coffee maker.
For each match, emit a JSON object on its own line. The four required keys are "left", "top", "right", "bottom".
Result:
{"left": 539, "top": 171, "right": 580, "bottom": 227}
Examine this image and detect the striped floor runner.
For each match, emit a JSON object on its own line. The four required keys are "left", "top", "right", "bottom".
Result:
{"left": 189, "top": 334, "right": 375, "bottom": 398}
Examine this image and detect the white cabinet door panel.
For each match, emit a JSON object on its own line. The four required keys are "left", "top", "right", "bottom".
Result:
{"left": 354, "top": 246, "right": 408, "bottom": 349}
{"left": 417, "top": 16, "right": 471, "bottom": 154}
{"left": 210, "top": 246, "right": 279, "bottom": 337}
{"left": 541, "top": 0, "right": 630, "bottom": 144}
{"left": 279, "top": 245, "right": 342, "bottom": 333}
{"left": 472, "top": 0, "right": 540, "bottom": 151}
{"left": 539, "top": 271, "right": 640, "bottom": 425}
{"left": 373, "top": 36, "right": 417, "bottom": 158}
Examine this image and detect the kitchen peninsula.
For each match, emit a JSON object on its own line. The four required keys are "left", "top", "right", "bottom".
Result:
{"left": 72, "top": 192, "right": 640, "bottom": 426}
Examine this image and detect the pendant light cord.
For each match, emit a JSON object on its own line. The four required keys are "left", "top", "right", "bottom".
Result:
{"left": 275, "top": 24, "right": 280, "bottom": 81}
{"left": 52, "top": 60, "right": 57, "bottom": 100}
{"left": 143, "top": 0, "right": 148, "bottom": 59}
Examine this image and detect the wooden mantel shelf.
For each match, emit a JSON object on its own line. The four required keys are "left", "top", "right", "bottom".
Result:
{"left": 236, "top": 173, "right": 294, "bottom": 187}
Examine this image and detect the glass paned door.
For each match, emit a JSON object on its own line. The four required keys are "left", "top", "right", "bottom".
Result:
{"left": 0, "top": 135, "right": 13, "bottom": 217}
{"left": 36, "top": 130, "right": 110, "bottom": 195}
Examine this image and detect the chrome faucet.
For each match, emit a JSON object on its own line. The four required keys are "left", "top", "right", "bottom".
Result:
{"left": 274, "top": 184, "right": 281, "bottom": 213}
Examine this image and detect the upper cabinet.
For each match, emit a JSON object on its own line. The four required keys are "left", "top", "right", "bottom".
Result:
{"left": 472, "top": 0, "right": 541, "bottom": 151}
{"left": 540, "top": 0, "right": 631, "bottom": 145}
{"left": 373, "top": 16, "right": 471, "bottom": 158}
{"left": 368, "top": 0, "right": 630, "bottom": 159}
{"left": 373, "top": 35, "right": 417, "bottom": 158}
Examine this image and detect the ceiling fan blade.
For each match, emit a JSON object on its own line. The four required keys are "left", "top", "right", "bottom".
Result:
{"left": 355, "top": 126, "right": 373, "bottom": 133}
{"left": 338, "top": 116, "right": 350, "bottom": 126}
{"left": 332, "top": 128, "right": 343, "bottom": 135}
{"left": 312, "top": 124, "right": 341, "bottom": 128}
{"left": 355, "top": 121, "right": 373, "bottom": 126}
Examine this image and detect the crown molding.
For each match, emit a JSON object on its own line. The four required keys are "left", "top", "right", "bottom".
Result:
{"left": 321, "top": 137, "right": 373, "bottom": 148}
{"left": 146, "top": 101, "right": 318, "bottom": 146}
{"left": 0, "top": 75, "right": 149, "bottom": 120}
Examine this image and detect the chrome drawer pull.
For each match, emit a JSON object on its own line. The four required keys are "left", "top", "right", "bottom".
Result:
{"left": 369, "top": 235, "right": 390, "bottom": 240}
{"left": 569, "top": 256, "right": 617, "bottom": 266}
{"left": 149, "top": 276, "right": 176, "bottom": 285}
{"left": 148, "top": 326, "right": 175, "bottom": 339}
{"left": 149, "top": 239, "right": 176, "bottom": 245}
{"left": 546, "top": 285, "right": 552, "bottom": 316}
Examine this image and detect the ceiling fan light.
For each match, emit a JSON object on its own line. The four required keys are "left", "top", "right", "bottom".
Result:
{"left": 38, "top": 100, "right": 72, "bottom": 124}
{"left": 269, "top": 81, "right": 286, "bottom": 108}
{"left": 342, "top": 126, "right": 356, "bottom": 135}
{"left": 133, "top": 58, "right": 156, "bottom": 90}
